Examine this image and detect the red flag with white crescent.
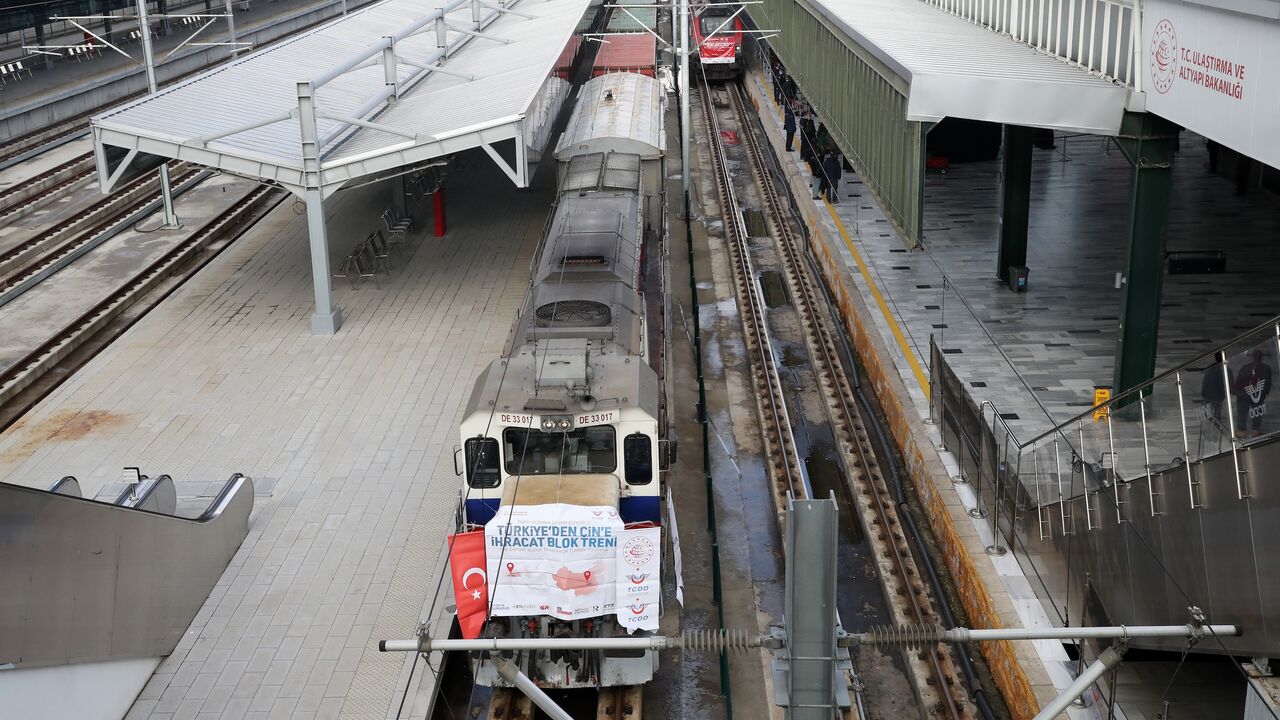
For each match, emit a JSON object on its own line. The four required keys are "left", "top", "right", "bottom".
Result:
{"left": 448, "top": 529, "right": 489, "bottom": 639}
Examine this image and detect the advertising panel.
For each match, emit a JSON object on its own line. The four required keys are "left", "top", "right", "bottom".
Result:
{"left": 615, "top": 525, "right": 661, "bottom": 632}
{"left": 486, "top": 503, "right": 623, "bottom": 621}
{"left": 1143, "top": 2, "right": 1280, "bottom": 169}
{"left": 483, "top": 503, "right": 661, "bottom": 631}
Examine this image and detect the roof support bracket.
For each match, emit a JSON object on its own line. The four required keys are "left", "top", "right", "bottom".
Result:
{"left": 480, "top": 140, "right": 526, "bottom": 187}
{"left": 315, "top": 110, "right": 421, "bottom": 142}
{"left": 445, "top": 23, "right": 513, "bottom": 44}
{"left": 194, "top": 110, "right": 296, "bottom": 145}
{"left": 103, "top": 148, "right": 139, "bottom": 192}
{"left": 382, "top": 38, "right": 399, "bottom": 101}
{"left": 477, "top": 1, "right": 534, "bottom": 20}
{"left": 397, "top": 56, "right": 476, "bottom": 81}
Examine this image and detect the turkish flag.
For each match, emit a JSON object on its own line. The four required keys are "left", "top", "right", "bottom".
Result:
{"left": 448, "top": 529, "right": 489, "bottom": 639}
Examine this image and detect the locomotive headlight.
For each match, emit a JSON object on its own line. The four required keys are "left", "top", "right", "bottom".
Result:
{"left": 539, "top": 414, "right": 573, "bottom": 432}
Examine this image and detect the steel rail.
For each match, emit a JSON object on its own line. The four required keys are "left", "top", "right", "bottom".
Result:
{"left": 0, "top": 154, "right": 95, "bottom": 220}
{"left": 724, "top": 83, "right": 971, "bottom": 719}
{"left": 0, "top": 184, "right": 281, "bottom": 404}
{"left": 0, "top": 164, "right": 203, "bottom": 300}
{"left": 697, "top": 78, "right": 808, "bottom": 510}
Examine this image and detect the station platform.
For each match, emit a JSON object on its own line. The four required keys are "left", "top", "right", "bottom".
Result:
{"left": 743, "top": 64, "right": 1270, "bottom": 718}
{"left": 750, "top": 76, "right": 1280, "bottom": 443}
{"left": 0, "top": 0, "right": 377, "bottom": 138}
{"left": 0, "top": 152, "right": 551, "bottom": 718}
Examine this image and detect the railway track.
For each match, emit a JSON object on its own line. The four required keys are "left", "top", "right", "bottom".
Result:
{"left": 0, "top": 152, "right": 96, "bottom": 221}
{"left": 698, "top": 76, "right": 976, "bottom": 719}
{"left": 0, "top": 120, "right": 88, "bottom": 171}
{"left": 0, "top": 183, "right": 283, "bottom": 423}
{"left": 0, "top": 163, "right": 203, "bottom": 301}
{"left": 696, "top": 77, "right": 809, "bottom": 519}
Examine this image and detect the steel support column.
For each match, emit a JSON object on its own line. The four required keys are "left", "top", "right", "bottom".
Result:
{"left": 997, "top": 124, "right": 1033, "bottom": 284}
{"left": 297, "top": 81, "right": 342, "bottom": 335}
{"left": 1112, "top": 112, "right": 1178, "bottom": 393}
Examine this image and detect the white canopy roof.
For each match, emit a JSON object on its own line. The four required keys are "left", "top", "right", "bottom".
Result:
{"left": 810, "top": 0, "right": 1130, "bottom": 134}
{"left": 555, "top": 72, "right": 665, "bottom": 160}
{"left": 91, "top": 0, "right": 590, "bottom": 196}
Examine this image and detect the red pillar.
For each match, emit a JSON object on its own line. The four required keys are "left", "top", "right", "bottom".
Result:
{"left": 433, "top": 189, "right": 447, "bottom": 237}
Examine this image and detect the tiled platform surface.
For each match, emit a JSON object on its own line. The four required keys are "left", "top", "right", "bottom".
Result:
{"left": 0, "top": 153, "right": 548, "bottom": 718}
{"left": 917, "top": 133, "right": 1280, "bottom": 439}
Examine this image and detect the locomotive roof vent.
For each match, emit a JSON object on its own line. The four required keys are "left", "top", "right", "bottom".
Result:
{"left": 534, "top": 300, "right": 612, "bottom": 328}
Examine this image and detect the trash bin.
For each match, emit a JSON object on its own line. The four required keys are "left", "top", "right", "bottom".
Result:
{"left": 1008, "top": 266, "right": 1029, "bottom": 293}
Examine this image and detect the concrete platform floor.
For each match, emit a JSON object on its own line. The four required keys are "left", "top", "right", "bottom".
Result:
{"left": 0, "top": 151, "right": 550, "bottom": 719}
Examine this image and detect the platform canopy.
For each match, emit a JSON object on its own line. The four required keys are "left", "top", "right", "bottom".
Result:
{"left": 809, "top": 0, "right": 1129, "bottom": 134}
{"left": 91, "top": 0, "right": 591, "bottom": 198}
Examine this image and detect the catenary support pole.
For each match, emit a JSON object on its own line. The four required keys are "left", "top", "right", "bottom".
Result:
{"left": 137, "top": 0, "right": 180, "bottom": 228}
{"left": 491, "top": 656, "right": 574, "bottom": 720}
{"left": 223, "top": 0, "right": 239, "bottom": 57}
{"left": 678, "top": 0, "right": 690, "bottom": 201}
{"left": 997, "top": 124, "right": 1032, "bottom": 285}
{"left": 1032, "top": 644, "right": 1126, "bottom": 720}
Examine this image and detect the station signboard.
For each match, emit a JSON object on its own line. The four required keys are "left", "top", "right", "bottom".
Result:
{"left": 1142, "top": 1, "right": 1280, "bottom": 169}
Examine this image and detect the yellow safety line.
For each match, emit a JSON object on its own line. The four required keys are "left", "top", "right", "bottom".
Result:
{"left": 820, "top": 201, "right": 931, "bottom": 397}
{"left": 753, "top": 69, "right": 932, "bottom": 396}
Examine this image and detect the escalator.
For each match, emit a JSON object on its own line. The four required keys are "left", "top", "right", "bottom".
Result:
{"left": 0, "top": 472, "right": 252, "bottom": 718}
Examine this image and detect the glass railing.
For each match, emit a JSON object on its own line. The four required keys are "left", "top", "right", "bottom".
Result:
{"left": 933, "top": 316, "right": 1280, "bottom": 719}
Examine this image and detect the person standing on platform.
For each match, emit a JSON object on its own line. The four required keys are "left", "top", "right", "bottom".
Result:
{"left": 821, "top": 152, "right": 843, "bottom": 202}
{"left": 783, "top": 104, "right": 796, "bottom": 152}
{"left": 799, "top": 113, "right": 816, "bottom": 164}
{"left": 1200, "top": 358, "right": 1226, "bottom": 429}
{"left": 1233, "top": 349, "right": 1272, "bottom": 438}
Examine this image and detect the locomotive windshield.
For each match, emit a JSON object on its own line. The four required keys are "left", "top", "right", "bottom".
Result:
{"left": 503, "top": 426, "right": 617, "bottom": 475}
{"left": 700, "top": 14, "right": 734, "bottom": 35}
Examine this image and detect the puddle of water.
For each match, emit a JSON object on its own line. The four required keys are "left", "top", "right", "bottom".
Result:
{"left": 778, "top": 341, "right": 806, "bottom": 367}
{"left": 742, "top": 208, "right": 768, "bottom": 237}
{"left": 759, "top": 270, "right": 790, "bottom": 308}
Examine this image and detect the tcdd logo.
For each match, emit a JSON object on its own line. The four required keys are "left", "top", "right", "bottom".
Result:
{"left": 1150, "top": 19, "right": 1178, "bottom": 94}
{"left": 621, "top": 535, "right": 655, "bottom": 568}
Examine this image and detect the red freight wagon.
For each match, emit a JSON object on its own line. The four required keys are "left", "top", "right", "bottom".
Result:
{"left": 554, "top": 35, "right": 583, "bottom": 79}
{"left": 591, "top": 34, "right": 657, "bottom": 77}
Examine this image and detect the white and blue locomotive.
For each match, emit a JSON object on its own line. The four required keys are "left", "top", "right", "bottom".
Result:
{"left": 455, "top": 71, "right": 667, "bottom": 689}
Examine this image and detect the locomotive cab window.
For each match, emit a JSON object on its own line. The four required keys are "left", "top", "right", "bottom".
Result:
{"left": 465, "top": 437, "right": 501, "bottom": 488}
{"left": 503, "top": 427, "right": 616, "bottom": 475}
{"left": 623, "top": 433, "right": 652, "bottom": 485}
{"left": 700, "top": 15, "right": 732, "bottom": 35}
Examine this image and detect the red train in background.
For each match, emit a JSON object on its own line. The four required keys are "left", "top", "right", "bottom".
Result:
{"left": 692, "top": 4, "right": 744, "bottom": 80}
